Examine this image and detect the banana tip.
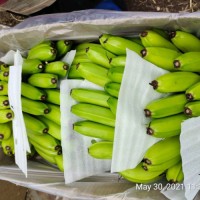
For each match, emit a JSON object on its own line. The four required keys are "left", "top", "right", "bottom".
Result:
{"left": 143, "top": 158, "right": 152, "bottom": 165}
{"left": 184, "top": 107, "right": 192, "bottom": 116}
{"left": 146, "top": 127, "right": 154, "bottom": 135}
{"left": 185, "top": 93, "right": 194, "bottom": 101}
{"left": 173, "top": 60, "right": 180, "bottom": 68}
{"left": 0, "top": 134, "right": 4, "bottom": 139}
{"left": 140, "top": 31, "right": 148, "bottom": 37}
{"left": 169, "top": 31, "right": 176, "bottom": 39}
{"left": 144, "top": 109, "right": 151, "bottom": 117}
{"left": 149, "top": 80, "right": 158, "bottom": 90}
{"left": 140, "top": 49, "right": 147, "bottom": 57}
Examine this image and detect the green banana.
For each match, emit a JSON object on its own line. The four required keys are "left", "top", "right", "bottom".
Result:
{"left": 144, "top": 93, "right": 187, "bottom": 118}
{"left": 76, "top": 62, "right": 110, "bottom": 87}
{"left": 151, "top": 28, "right": 170, "bottom": 40}
{"left": 22, "top": 59, "right": 44, "bottom": 74}
{"left": 99, "top": 34, "right": 143, "bottom": 55}
{"left": 0, "top": 81, "right": 8, "bottom": 95}
{"left": 27, "top": 130, "right": 61, "bottom": 152}
{"left": 67, "top": 64, "right": 83, "bottom": 79}
{"left": 139, "top": 30, "right": 178, "bottom": 51}
{"left": 75, "top": 42, "right": 102, "bottom": 51}
{"left": 75, "top": 49, "right": 87, "bottom": 56}
{"left": 44, "top": 89, "right": 60, "bottom": 105}
{"left": 70, "top": 88, "right": 110, "bottom": 107}
{"left": 44, "top": 61, "right": 69, "bottom": 78}
{"left": 149, "top": 72, "right": 200, "bottom": 93}
{"left": 184, "top": 101, "right": 200, "bottom": 117}
{"left": 0, "top": 63, "right": 9, "bottom": 71}
{"left": 173, "top": 52, "right": 200, "bottom": 72}
{"left": 109, "top": 56, "right": 126, "bottom": 68}
{"left": 142, "top": 155, "right": 181, "bottom": 172}
{"left": 34, "top": 146, "right": 56, "bottom": 164}
{"left": 0, "top": 109, "right": 14, "bottom": 123}
{"left": 43, "top": 103, "right": 60, "bottom": 125}
{"left": 0, "top": 96, "right": 9, "bottom": 109}
{"left": 30, "top": 138, "right": 62, "bottom": 156}
{"left": 185, "top": 81, "right": 200, "bottom": 101}
{"left": 73, "top": 120, "right": 114, "bottom": 141}
{"left": 147, "top": 114, "right": 188, "bottom": 138}
{"left": 107, "top": 97, "right": 118, "bottom": 115}
{"left": 104, "top": 82, "right": 120, "bottom": 98}
{"left": 37, "top": 116, "right": 61, "bottom": 140}
{"left": 72, "top": 54, "right": 92, "bottom": 65}
{"left": 143, "top": 136, "right": 180, "bottom": 166}
{"left": 2, "top": 134, "right": 14, "bottom": 156}
{"left": 23, "top": 113, "right": 48, "bottom": 134}
{"left": 21, "top": 96, "right": 50, "bottom": 115}
{"left": 166, "top": 161, "right": 184, "bottom": 183}
{"left": 141, "top": 47, "right": 181, "bottom": 71}
{"left": 21, "top": 82, "right": 47, "bottom": 101}
{"left": 28, "top": 73, "right": 58, "bottom": 89}
{"left": 55, "top": 155, "right": 64, "bottom": 172}
{"left": 71, "top": 103, "right": 115, "bottom": 127}
{"left": 88, "top": 141, "right": 113, "bottom": 159}
{"left": 56, "top": 40, "right": 73, "bottom": 58}
{"left": 27, "top": 45, "right": 57, "bottom": 62}
{"left": 85, "top": 46, "right": 116, "bottom": 68}
{"left": 0, "top": 71, "right": 9, "bottom": 82}
{"left": 120, "top": 162, "right": 164, "bottom": 184}
{"left": 107, "top": 67, "right": 124, "bottom": 83}
{"left": 170, "top": 30, "right": 200, "bottom": 52}
{"left": 0, "top": 122, "right": 12, "bottom": 140}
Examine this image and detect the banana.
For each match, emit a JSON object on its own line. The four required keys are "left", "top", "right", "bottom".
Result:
{"left": 22, "top": 59, "right": 44, "bottom": 74}
{"left": 104, "top": 82, "right": 120, "bottom": 98}
{"left": 109, "top": 56, "right": 126, "bottom": 68}
{"left": 76, "top": 62, "right": 111, "bottom": 87}
{"left": 67, "top": 64, "right": 83, "bottom": 79}
{"left": 2, "top": 134, "right": 14, "bottom": 156}
{"left": 21, "top": 82, "right": 47, "bottom": 101}
{"left": 27, "top": 129, "right": 61, "bottom": 152}
{"left": 0, "top": 96, "right": 9, "bottom": 109}
{"left": 71, "top": 103, "right": 115, "bottom": 127}
{"left": 142, "top": 155, "right": 181, "bottom": 172}
{"left": 43, "top": 103, "right": 60, "bottom": 125}
{"left": 144, "top": 93, "right": 187, "bottom": 118}
{"left": 75, "top": 49, "right": 86, "bottom": 56}
{"left": 73, "top": 120, "right": 114, "bottom": 141}
{"left": 37, "top": 116, "right": 61, "bottom": 140}
{"left": 107, "top": 67, "right": 124, "bottom": 83}
{"left": 23, "top": 113, "right": 48, "bottom": 134}
{"left": 119, "top": 162, "right": 164, "bottom": 184}
{"left": 30, "top": 40, "right": 55, "bottom": 50}
{"left": 56, "top": 40, "right": 73, "bottom": 58}
{"left": 0, "top": 63, "right": 9, "bottom": 71}
{"left": 85, "top": 46, "right": 116, "bottom": 68}
{"left": 44, "top": 61, "right": 69, "bottom": 78}
{"left": 75, "top": 42, "right": 102, "bottom": 51}
{"left": 0, "top": 122, "right": 12, "bottom": 140}
{"left": 141, "top": 47, "right": 181, "bottom": 71}
{"left": 0, "top": 109, "right": 14, "bottom": 123}
{"left": 169, "top": 30, "right": 200, "bottom": 52}
{"left": 166, "top": 161, "right": 184, "bottom": 183}
{"left": 27, "top": 45, "right": 57, "bottom": 62}
{"left": 147, "top": 114, "right": 188, "bottom": 138}
{"left": 99, "top": 34, "right": 143, "bottom": 55}
{"left": 139, "top": 30, "right": 178, "bottom": 51}
{"left": 21, "top": 96, "right": 50, "bottom": 115}
{"left": 184, "top": 101, "right": 200, "bottom": 117}
{"left": 44, "top": 89, "right": 60, "bottom": 105}
{"left": 143, "top": 136, "right": 180, "bottom": 166}
{"left": 149, "top": 72, "right": 200, "bottom": 93}
{"left": 88, "top": 141, "right": 113, "bottom": 159}
{"left": 107, "top": 97, "right": 118, "bottom": 115}
{"left": 28, "top": 73, "right": 58, "bottom": 89}
{"left": 151, "top": 28, "right": 170, "bottom": 40}
{"left": 70, "top": 88, "right": 110, "bottom": 107}
{"left": 0, "top": 71, "right": 9, "bottom": 82}
{"left": 55, "top": 155, "right": 64, "bottom": 172}
{"left": 34, "top": 146, "right": 56, "bottom": 164}
{"left": 185, "top": 81, "right": 200, "bottom": 101}
{"left": 0, "top": 81, "right": 8, "bottom": 95}
{"left": 173, "top": 52, "right": 200, "bottom": 72}
{"left": 30, "top": 138, "right": 62, "bottom": 156}
{"left": 72, "top": 54, "right": 92, "bottom": 65}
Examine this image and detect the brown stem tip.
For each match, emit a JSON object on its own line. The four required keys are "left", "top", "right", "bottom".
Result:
{"left": 140, "top": 31, "right": 148, "bottom": 37}
{"left": 143, "top": 158, "right": 152, "bottom": 165}
{"left": 149, "top": 80, "right": 158, "bottom": 90}
{"left": 147, "top": 127, "right": 154, "bottom": 135}
{"left": 173, "top": 60, "right": 181, "bottom": 68}
{"left": 169, "top": 31, "right": 176, "bottom": 39}
{"left": 144, "top": 109, "right": 151, "bottom": 117}
{"left": 51, "top": 78, "right": 57, "bottom": 84}
{"left": 141, "top": 49, "right": 147, "bottom": 57}
{"left": 184, "top": 107, "right": 192, "bottom": 116}
{"left": 185, "top": 93, "right": 194, "bottom": 101}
